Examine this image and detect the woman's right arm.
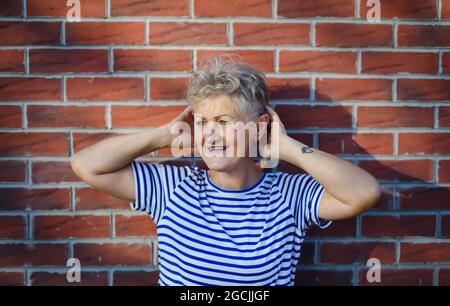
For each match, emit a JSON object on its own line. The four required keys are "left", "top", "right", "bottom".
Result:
{"left": 70, "top": 124, "right": 173, "bottom": 202}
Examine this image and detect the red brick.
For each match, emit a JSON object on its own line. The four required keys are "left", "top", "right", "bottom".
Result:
{"left": 400, "top": 243, "right": 450, "bottom": 263}
{"left": 234, "top": 23, "right": 310, "bottom": 46}
{"left": 0, "top": 160, "right": 26, "bottom": 182}
{"left": 196, "top": 50, "right": 274, "bottom": 73}
{"left": 439, "top": 160, "right": 450, "bottom": 182}
{"left": 444, "top": 0, "right": 450, "bottom": 19}
{"left": 114, "top": 49, "right": 192, "bottom": 72}
{"left": 67, "top": 77, "right": 144, "bottom": 101}
{"left": 115, "top": 215, "right": 157, "bottom": 237}
{"left": 362, "top": 215, "right": 436, "bottom": 237}
{"left": 308, "top": 218, "right": 356, "bottom": 237}
{"left": 399, "top": 133, "right": 450, "bottom": 155}
{"left": 316, "top": 78, "right": 392, "bottom": 101}
{"left": 439, "top": 269, "right": 450, "bottom": 285}
{"left": 321, "top": 242, "right": 396, "bottom": 264}
{"left": 111, "top": 0, "right": 188, "bottom": 16}
{"left": 27, "top": 0, "right": 105, "bottom": 17}
{"left": 150, "top": 77, "right": 188, "bottom": 100}
{"left": 27, "top": 105, "right": 105, "bottom": 128}
{"left": 398, "top": 79, "right": 450, "bottom": 101}
{"left": 444, "top": 53, "right": 450, "bottom": 74}
{"left": 298, "top": 242, "right": 315, "bottom": 264}
{"left": 399, "top": 187, "right": 450, "bottom": 210}
{"left": 111, "top": 105, "right": 185, "bottom": 128}
{"left": 34, "top": 215, "right": 110, "bottom": 239}
{"left": 113, "top": 271, "right": 159, "bottom": 286}
{"left": 150, "top": 22, "right": 227, "bottom": 45}
{"left": 29, "top": 49, "right": 109, "bottom": 73}
{"left": 295, "top": 269, "right": 353, "bottom": 286}
{"left": 359, "top": 160, "right": 434, "bottom": 182}
{"left": 0, "top": 105, "right": 21, "bottom": 128}
{"left": 0, "top": 132, "right": 68, "bottom": 157}
{"left": 359, "top": 269, "right": 433, "bottom": 286}
{"left": 316, "top": 23, "right": 392, "bottom": 47}
{"left": 357, "top": 107, "right": 434, "bottom": 128}
{"left": 268, "top": 78, "right": 310, "bottom": 99}
{"left": 30, "top": 272, "right": 108, "bottom": 286}
{"left": 195, "top": 0, "right": 271, "bottom": 17}
{"left": 32, "top": 161, "right": 79, "bottom": 183}
{"left": 398, "top": 25, "right": 450, "bottom": 47}
{"left": 360, "top": 0, "right": 437, "bottom": 20}
{"left": 0, "top": 272, "right": 24, "bottom": 286}
{"left": 0, "top": 0, "right": 21, "bottom": 16}
{"left": 66, "top": 22, "right": 145, "bottom": 45}
{"left": 279, "top": 51, "right": 356, "bottom": 74}
{"left": 0, "top": 216, "right": 26, "bottom": 239}
{"left": 362, "top": 52, "right": 438, "bottom": 74}
{"left": 0, "top": 50, "right": 24, "bottom": 72}
{"left": 74, "top": 188, "right": 130, "bottom": 210}
{"left": 375, "top": 187, "right": 395, "bottom": 210}
{"left": 0, "top": 77, "right": 60, "bottom": 101}
{"left": 0, "top": 243, "right": 67, "bottom": 267}
{"left": 279, "top": 0, "right": 354, "bottom": 18}
{"left": 318, "top": 133, "right": 394, "bottom": 155}
{"left": 442, "top": 215, "right": 450, "bottom": 237}
{"left": 72, "top": 132, "right": 120, "bottom": 152}
{"left": 0, "top": 22, "right": 60, "bottom": 45}
{"left": 275, "top": 105, "right": 353, "bottom": 128}
{"left": 0, "top": 188, "right": 70, "bottom": 211}
{"left": 74, "top": 243, "right": 151, "bottom": 265}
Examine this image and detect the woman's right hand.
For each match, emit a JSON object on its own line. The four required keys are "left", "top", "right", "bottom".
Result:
{"left": 164, "top": 105, "right": 197, "bottom": 156}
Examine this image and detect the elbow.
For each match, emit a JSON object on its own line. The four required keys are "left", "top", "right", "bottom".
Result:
{"left": 70, "top": 154, "right": 82, "bottom": 178}
{"left": 70, "top": 154, "right": 91, "bottom": 180}
{"left": 359, "top": 180, "right": 382, "bottom": 212}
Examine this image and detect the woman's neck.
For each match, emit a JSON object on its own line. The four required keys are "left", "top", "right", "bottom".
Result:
{"left": 208, "top": 159, "right": 264, "bottom": 191}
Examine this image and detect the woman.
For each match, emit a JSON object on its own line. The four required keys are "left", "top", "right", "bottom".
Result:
{"left": 71, "top": 56, "right": 381, "bottom": 286}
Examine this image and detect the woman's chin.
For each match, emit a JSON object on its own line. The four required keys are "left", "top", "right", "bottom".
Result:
{"left": 203, "top": 157, "right": 235, "bottom": 172}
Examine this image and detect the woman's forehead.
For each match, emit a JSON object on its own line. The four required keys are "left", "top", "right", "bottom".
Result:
{"left": 193, "top": 95, "right": 241, "bottom": 119}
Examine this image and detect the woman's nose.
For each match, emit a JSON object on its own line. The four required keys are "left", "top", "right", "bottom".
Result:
{"left": 203, "top": 122, "right": 223, "bottom": 138}
{"left": 205, "top": 132, "right": 222, "bottom": 145}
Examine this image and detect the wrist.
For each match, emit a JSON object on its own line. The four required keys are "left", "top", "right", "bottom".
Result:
{"left": 280, "top": 136, "right": 309, "bottom": 165}
{"left": 153, "top": 124, "right": 174, "bottom": 149}
{"left": 279, "top": 135, "right": 296, "bottom": 162}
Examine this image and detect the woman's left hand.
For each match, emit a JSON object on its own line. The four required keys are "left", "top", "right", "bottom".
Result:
{"left": 258, "top": 105, "right": 290, "bottom": 163}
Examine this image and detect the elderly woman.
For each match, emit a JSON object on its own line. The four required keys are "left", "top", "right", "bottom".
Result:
{"left": 71, "top": 56, "right": 381, "bottom": 286}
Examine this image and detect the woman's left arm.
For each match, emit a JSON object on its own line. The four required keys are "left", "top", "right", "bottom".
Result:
{"left": 266, "top": 106, "right": 381, "bottom": 221}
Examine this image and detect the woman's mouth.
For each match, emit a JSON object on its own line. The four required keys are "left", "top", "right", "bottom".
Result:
{"left": 208, "top": 145, "right": 227, "bottom": 152}
{"left": 204, "top": 145, "right": 230, "bottom": 157}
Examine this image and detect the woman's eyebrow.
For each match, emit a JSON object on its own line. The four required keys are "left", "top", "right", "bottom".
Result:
{"left": 214, "top": 114, "right": 235, "bottom": 119}
{"left": 194, "top": 114, "right": 235, "bottom": 120}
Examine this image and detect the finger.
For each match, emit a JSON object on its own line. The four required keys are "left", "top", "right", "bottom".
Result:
{"left": 265, "top": 105, "right": 280, "bottom": 122}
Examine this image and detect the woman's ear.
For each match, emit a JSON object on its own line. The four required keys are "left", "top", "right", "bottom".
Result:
{"left": 258, "top": 113, "right": 270, "bottom": 124}
{"left": 257, "top": 113, "right": 270, "bottom": 141}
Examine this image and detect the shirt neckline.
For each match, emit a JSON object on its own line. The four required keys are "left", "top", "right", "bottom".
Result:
{"left": 205, "top": 170, "right": 267, "bottom": 193}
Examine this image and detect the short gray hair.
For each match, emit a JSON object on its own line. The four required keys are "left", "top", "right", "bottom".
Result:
{"left": 187, "top": 55, "right": 269, "bottom": 118}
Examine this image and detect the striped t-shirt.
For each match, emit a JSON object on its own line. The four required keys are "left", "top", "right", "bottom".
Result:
{"left": 130, "top": 161, "right": 331, "bottom": 286}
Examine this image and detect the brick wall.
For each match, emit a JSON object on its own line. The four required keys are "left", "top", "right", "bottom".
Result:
{"left": 0, "top": 0, "right": 449, "bottom": 286}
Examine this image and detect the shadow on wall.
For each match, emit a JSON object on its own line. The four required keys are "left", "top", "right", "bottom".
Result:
{"left": 252, "top": 84, "right": 445, "bottom": 286}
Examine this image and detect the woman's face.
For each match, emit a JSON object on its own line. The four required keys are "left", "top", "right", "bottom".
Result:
{"left": 192, "top": 95, "right": 265, "bottom": 172}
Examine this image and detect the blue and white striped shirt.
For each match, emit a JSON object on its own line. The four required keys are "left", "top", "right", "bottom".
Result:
{"left": 130, "top": 161, "right": 331, "bottom": 286}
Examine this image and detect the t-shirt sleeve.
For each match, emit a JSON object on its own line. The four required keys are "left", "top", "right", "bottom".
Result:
{"left": 277, "top": 172, "right": 332, "bottom": 234}
{"left": 129, "top": 160, "right": 190, "bottom": 225}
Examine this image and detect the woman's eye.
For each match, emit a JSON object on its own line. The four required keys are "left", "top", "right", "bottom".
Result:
{"left": 218, "top": 120, "right": 228, "bottom": 125}
{"left": 196, "top": 121, "right": 205, "bottom": 126}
